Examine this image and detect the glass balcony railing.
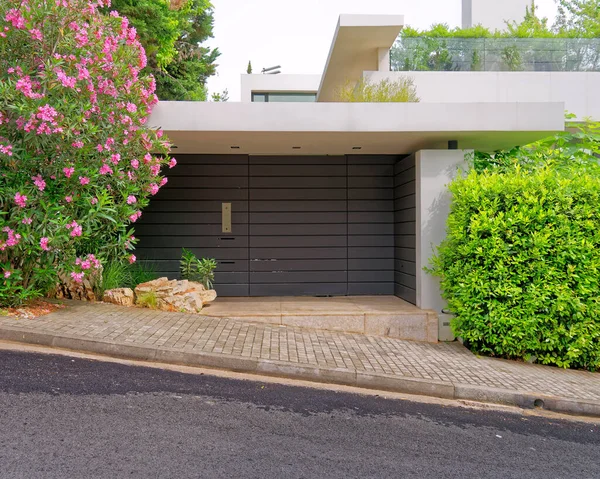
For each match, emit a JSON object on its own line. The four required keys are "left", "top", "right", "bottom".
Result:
{"left": 390, "top": 37, "right": 600, "bottom": 72}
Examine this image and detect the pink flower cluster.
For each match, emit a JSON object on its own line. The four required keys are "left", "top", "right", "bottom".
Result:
{"left": 32, "top": 174, "right": 46, "bottom": 191}
{"left": 66, "top": 220, "right": 82, "bottom": 237}
{"left": 14, "top": 192, "right": 27, "bottom": 208}
{"left": 71, "top": 254, "right": 101, "bottom": 283}
{"left": 40, "top": 237, "right": 50, "bottom": 251}
{"left": 0, "top": 227, "right": 21, "bottom": 251}
{"left": 0, "top": 144, "right": 13, "bottom": 156}
{"left": 75, "top": 254, "right": 101, "bottom": 270}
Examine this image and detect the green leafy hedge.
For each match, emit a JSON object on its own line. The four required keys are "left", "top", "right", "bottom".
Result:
{"left": 431, "top": 166, "right": 600, "bottom": 371}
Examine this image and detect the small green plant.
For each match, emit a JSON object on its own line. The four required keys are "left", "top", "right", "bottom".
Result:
{"left": 97, "top": 260, "right": 157, "bottom": 298}
{"left": 137, "top": 291, "right": 158, "bottom": 309}
{"left": 180, "top": 249, "right": 217, "bottom": 289}
{"left": 0, "top": 267, "right": 42, "bottom": 307}
{"left": 334, "top": 77, "right": 420, "bottom": 103}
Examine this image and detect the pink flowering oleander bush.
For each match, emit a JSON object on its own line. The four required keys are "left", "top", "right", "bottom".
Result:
{"left": 0, "top": 0, "right": 175, "bottom": 306}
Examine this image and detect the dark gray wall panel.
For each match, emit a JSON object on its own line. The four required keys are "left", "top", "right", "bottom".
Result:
{"left": 250, "top": 200, "right": 347, "bottom": 212}
{"left": 250, "top": 224, "right": 347, "bottom": 236}
{"left": 145, "top": 201, "right": 249, "bottom": 213}
{"left": 348, "top": 283, "right": 395, "bottom": 295}
{"left": 251, "top": 212, "right": 346, "bottom": 224}
{"left": 250, "top": 283, "right": 348, "bottom": 296}
{"left": 394, "top": 155, "right": 417, "bottom": 304}
{"left": 248, "top": 156, "right": 347, "bottom": 296}
{"left": 136, "top": 155, "right": 249, "bottom": 296}
{"left": 139, "top": 154, "right": 415, "bottom": 299}
{"left": 250, "top": 259, "right": 347, "bottom": 272}
{"left": 347, "top": 156, "right": 400, "bottom": 295}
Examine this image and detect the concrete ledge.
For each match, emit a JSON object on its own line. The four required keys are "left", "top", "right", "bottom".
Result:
{"left": 281, "top": 314, "right": 364, "bottom": 333}
{"left": 204, "top": 310, "right": 438, "bottom": 343}
{"left": 0, "top": 324, "right": 598, "bottom": 418}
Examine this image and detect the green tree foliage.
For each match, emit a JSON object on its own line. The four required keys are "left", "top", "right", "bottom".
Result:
{"left": 335, "top": 78, "right": 419, "bottom": 103}
{"left": 247, "top": 61, "right": 253, "bottom": 74}
{"left": 555, "top": 0, "right": 600, "bottom": 37}
{"left": 108, "top": 0, "right": 220, "bottom": 101}
{"left": 430, "top": 121, "right": 600, "bottom": 371}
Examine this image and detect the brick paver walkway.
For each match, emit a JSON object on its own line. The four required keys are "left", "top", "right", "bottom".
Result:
{"left": 1, "top": 301, "right": 599, "bottom": 405}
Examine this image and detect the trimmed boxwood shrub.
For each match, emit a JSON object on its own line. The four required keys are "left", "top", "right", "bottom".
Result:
{"left": 431, "top": 165, "right": 600, "bottom": 371}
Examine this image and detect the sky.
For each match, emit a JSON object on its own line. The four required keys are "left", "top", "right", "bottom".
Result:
{"left": 205, "top": 0, "right": 558, "bottom": 101}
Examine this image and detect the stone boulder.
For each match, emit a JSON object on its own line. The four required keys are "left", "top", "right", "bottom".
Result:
{"left": 134, "top": 277, "right": 217, "bottom": 313}
{"left": 103, "top": 288, "right": 135, "bottom": 307}
{"left": 56, "top": 267, "right": 102, "bottom": 302}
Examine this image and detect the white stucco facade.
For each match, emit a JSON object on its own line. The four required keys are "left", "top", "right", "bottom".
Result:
{"left": 415, "top": 150, "right": 468, "bottom": 313}
{"left": 240, "top": 74, "right": 320, "bottom": 102}
{"left": 364, "top": 71, "right": 600, "bottom": 120}
{"left": 462, "top": 0, "right": 530, "bottom": 31}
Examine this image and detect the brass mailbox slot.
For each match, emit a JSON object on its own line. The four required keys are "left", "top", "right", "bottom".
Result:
{"left": 222, "top": 202, "right": 232, "bottom": 233}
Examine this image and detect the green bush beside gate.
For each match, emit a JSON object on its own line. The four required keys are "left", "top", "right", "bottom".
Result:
{"left": 431, "top": 164, "right": 600, "bottom": 371}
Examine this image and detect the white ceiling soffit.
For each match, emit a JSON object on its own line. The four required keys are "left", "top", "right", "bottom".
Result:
{"left": 150, "top": 101, "right": 565, "bottom": 155}
{"left": 316, "top": 14, "right": 405, "bottom": 102}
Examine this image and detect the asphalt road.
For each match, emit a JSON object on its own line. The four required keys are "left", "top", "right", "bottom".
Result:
{"left": 0, "top": 350, "right": 597, "bottom": 479}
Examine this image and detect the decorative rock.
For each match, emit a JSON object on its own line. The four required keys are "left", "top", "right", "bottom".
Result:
{"left": 55, "top": 267, "right": 103, "bottom": 302}
{"left": 103, "top": 288, "right": 135, "bottom": 307}
{"left": 134, "top": 277, "right": 217, "bottom": 313}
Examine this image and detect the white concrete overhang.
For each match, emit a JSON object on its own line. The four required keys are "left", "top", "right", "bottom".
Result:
{"left": 317, "top": 14, "right": 404, "bottom": 102}
{"left": 149, "top": 101, "right": 565, "bottom": 155}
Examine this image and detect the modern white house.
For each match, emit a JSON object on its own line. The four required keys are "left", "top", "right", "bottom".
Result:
{"left": 142, "top": 8, "right": 599, "bottom": 340}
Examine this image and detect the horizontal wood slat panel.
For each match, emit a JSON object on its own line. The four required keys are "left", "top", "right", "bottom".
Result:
{"left": 136, "top": 247, "right": 248, "bottom": 260}
{"left": 250, "top": 259, "right": 347, "bottom": 272}
{"left": 168, "top": 165, "right": 248, "bottom": 177}
{"left": 157, "top": 188, "right": 248, "bottom": 201}
{"left": 250, "top": 200, "right": 347, "bottom": 212}
{"left": 250, "top": 212, "right": 347, "bottom": 224}
{"left": 250, "top": 165, "right": 344, "bottom": 177}
{"left": 140, "top": 212, "right": 248, "bottom": 224}
{"left": 143, "top": 201, "right": 249, "bottom": 213}
{"left": 250, "top": 156, "right": 347, "bottom": 165}
{"left": 250, "top": 224, "right": 347, "bottom": 236}
{"left": 250, "top": 188, "right": 346, "bottom": 201}
{"left": 250, "top": 236, "right": 346, "bottom": 248}
{"left": 394, "top": 155, "right": 417, "bottom": 304}
{"left": 139, "top": 154, "right": 414, "bottom": 298}
{"left": 167, "top": 176, "right": 249, "bottom": 188}
{"left": 251, "top": 177, "right": 347, "bottom": 188}
{"left": 136, "top": 224, "right": 250, "bottom": 236}
{"left": 137, "top": 236, "right": 248, "bottom": 249}
{"left": 250, "top": 247, "right": 347, "bottom": 260}
{"left": 250, "top": 283, "right": 348, "bottom": 296}
{"left": 251, "top": 271, "right": 347, "bottom": 283}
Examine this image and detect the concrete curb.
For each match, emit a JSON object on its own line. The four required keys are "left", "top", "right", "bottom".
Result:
{"left": 1, "top": 324, "right": 598, "bottom": 418}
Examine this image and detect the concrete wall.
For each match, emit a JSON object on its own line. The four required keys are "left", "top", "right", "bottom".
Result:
{"left": 415, "top": 150, "right": 468, "bottom": 313}
{"left": 365, "top": 71, "right": 600, "bottom": 120}
{"left": 240, "top": 74, "right": 321, "bottom": 102}
{"left": 462, "top": 0, "right": 530, "bottom": 31}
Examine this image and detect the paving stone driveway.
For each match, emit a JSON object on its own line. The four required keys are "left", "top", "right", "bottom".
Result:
{"left": 1, "top": 301, "right": 599, "bottom": 405}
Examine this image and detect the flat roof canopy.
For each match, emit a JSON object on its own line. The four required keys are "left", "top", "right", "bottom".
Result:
{"left": 317, "top": 14, "right": 404, "bottom": 102}
{"left": 149, "top": 101, "right": 565, "bottom": 155}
